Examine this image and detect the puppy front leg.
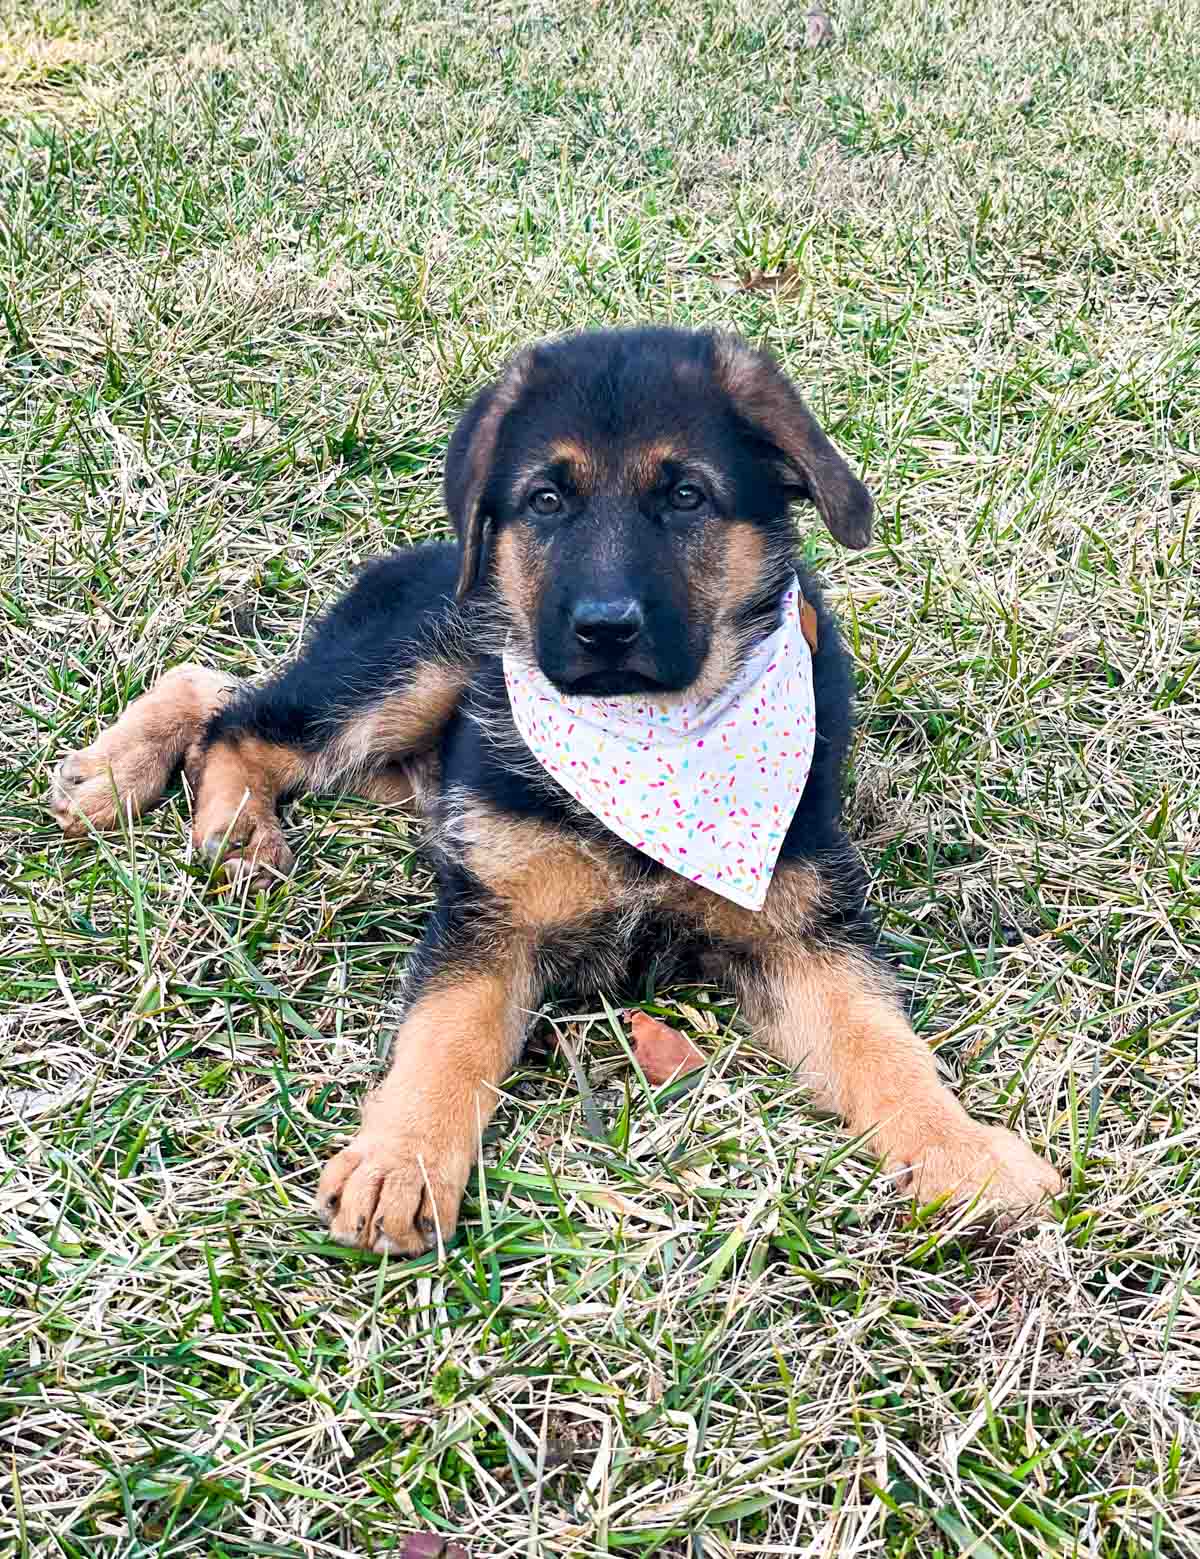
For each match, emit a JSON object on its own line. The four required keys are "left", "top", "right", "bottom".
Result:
{"left": 741, "top": 949, "right": 1061, "bottom": 1215}
{"left": 317, "top": 937, "right": 536, "bottom": 1255}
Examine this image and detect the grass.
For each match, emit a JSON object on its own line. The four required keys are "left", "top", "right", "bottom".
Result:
{"left": 2, "top": 0, "right": 1198, "bottom": 1552}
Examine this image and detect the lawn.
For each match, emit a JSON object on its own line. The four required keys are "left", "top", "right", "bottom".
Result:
{"left": 2, "top": 0, "right": 1198, "bottom": 1553}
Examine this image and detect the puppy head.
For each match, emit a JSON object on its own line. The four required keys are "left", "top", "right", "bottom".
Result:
{"left": 445, "top": 326, "right": 872, "bottom": 697}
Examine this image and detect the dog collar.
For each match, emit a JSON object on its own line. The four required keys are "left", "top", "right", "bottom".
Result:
{"left": 503, "top": 578, "right": 817, "bottom": 911}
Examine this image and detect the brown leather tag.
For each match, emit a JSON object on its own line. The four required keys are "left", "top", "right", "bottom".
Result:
{"left": 799, "top": 595, "right": 818, "bottom": 654}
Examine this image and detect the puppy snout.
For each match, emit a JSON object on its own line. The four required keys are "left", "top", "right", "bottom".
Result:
{"left": 570, "top": 597, "right": 644, "bottom": 659}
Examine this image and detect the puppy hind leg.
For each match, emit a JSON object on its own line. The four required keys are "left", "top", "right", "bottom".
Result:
{"left": 49, "top": 664, "right": 238, "bottom": 836}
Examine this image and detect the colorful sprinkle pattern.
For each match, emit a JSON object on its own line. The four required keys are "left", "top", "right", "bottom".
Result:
{"left": 503, "top": 579, "right": 816, "bottom": 911}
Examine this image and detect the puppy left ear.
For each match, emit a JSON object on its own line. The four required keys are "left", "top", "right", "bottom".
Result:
{"left": 444, "top": 348, "right": 534, "bottom": 600}
{"left": 712, "top": 333, "right": 873, "bottom": 549}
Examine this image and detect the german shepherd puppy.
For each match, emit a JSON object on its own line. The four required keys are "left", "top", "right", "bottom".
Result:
{"left": 48, "top": 327, "right": 1061, "bottom": 1254}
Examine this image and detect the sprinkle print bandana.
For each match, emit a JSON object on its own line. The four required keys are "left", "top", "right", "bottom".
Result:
{"left": 503, "top": 579, "right": 816, "bottom": 911}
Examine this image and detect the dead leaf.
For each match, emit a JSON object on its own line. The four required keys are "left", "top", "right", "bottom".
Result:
{"left": 400, "top": 1535, "right": 470, "bottom": 1559}
{"left": 230, "top": 413, "right": 277, "bottom": 450}
{"left": 630, "top": 1011, "right": 705, "bottom": 1085}
{"left": 735, "top": 264, "right": 802, "bottom": 296}
{"left": 544, "top": 1410, "right": 604, "bottom": 1466}
{"left": 805, "top": 7, "right": 835, "bottom": 47}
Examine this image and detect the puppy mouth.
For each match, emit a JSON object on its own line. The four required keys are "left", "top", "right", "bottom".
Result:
{"left": 557, "top": 668, "right": 673, "bottom": 697}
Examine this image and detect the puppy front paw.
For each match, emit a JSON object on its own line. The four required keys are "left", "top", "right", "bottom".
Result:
{"left": 893, "top": 1120, "right": 1062, "bottom": 1220}
{"left": 316, "top": 1124, "right": 472, "bottom": 1256}
{"left": 197, "top": 817, "right": 295, "bottom": 884}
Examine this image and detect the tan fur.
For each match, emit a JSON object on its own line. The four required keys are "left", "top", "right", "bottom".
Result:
{"left": 49, "top": 663, "right": 237, "bottom": 836}
{"left": 452, "top": 802, "right": 822, "bottom": 943}
{"left": 318, "top": 662, "right": 467, "bottom": 785}
{"left": 546, "top": 437, "right": 598, "bottom": 494}
{"left": 716, "top": 520, "right": 767, "bottom": 614}
{"left": 316, "top": 802, "right": 622, "bottom": 1257}
{"left": 623, "top": 437, "right": 682, "bottom": 492}
{"left": 739, "top": 949, "right": 1062, "bottom": 1213}
{"left": 681, "top": 520, "right": 771, "bottom": 706}
{"left": 800, "top": 597, "right": 818, "bottom": 653}
{"left": 666, "top": 859, "right": 826, "bottom": 949}
{"left": 622, "top": 441, "right": 730, "bottom": 505}
{"left": 50, "top": 657, "right": 459, "bottom": 882}
{"left": 355, "top": 762, "right": 421, "bottom": 808}
{"left": 451, "top": 798, "right": 626, "bottom": 927}
{"left": 318, "top": 963, "right": 535, "bottom": 1255}
{"left": 493, "top": 526, "right": 543, "bottom": 626}
{"left": 318, "top": 803, "right": 1058, "bottom": 1250}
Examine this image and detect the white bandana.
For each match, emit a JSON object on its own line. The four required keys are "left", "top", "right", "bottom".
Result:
{"left": 503, "top": 579, "right": 816, "bottom": 911}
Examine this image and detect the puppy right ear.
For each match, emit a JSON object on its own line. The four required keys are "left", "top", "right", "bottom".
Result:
{"left": 444, "top": 350, "right": 533, "bottom": 600}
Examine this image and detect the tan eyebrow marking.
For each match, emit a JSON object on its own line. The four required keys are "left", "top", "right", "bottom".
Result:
{"left": 625, "top": 438, "right": 683, "bottom": 490}
{"left": 625, "top": 440, "right": 730, "bottom": 503}
{"left": 512, "top": 437, "right": 599, "bottom": 498}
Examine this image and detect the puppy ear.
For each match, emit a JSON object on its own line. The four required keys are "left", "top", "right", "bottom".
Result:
{"left": 444, "top": 350, "right": 533, "bottom": 600}
{"left": 712, "top": 333, "right": 873, "bottom": 549}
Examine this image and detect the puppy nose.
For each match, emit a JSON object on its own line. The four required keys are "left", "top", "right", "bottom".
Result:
{"left": 571, "top": 597, "right": 644, "bottom": 658}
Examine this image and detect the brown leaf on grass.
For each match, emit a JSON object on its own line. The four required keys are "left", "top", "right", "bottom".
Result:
{"left": 400, "top": 1535, "right": 470, "bottom": 1559}
{"left": 544, "top": 1409, "right": 605, "bottom": 1467}
{"left": 733, "top": 264, "right": 802, "bottom": 295}
{"left": 230, "top": 412, "right": 277, "bottom": 450}
{"left": 630, "top": 1011, "right": 706, "bottom": 1085}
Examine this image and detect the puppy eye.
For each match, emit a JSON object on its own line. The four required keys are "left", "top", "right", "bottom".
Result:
{"left": 668, "top": 482, "right": 704, "bottom": 511}
{"left": 528, "top": 488, "right": 562, "bottom": 516}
